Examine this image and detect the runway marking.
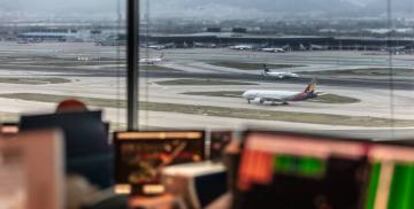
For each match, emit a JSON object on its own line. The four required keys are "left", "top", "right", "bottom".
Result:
{"left": 299, "top": 68, "right": 414, "bottom": 78}
{"left": 208, "top": 61, "right": 305, "bottom": 70}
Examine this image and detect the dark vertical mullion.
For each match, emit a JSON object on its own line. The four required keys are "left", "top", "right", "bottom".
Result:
{"left": 127, "top": 0, "right": 139, "bottom": 130}
{"left": 386, "top": 0, "right": 395, "bottom": 135}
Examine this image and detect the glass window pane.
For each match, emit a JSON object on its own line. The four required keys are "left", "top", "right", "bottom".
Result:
{"left": 0, "top": 0, "right": 126, "bottom": 130}
{"left": 139, "top": 0, "right": 414, "bottom": 138}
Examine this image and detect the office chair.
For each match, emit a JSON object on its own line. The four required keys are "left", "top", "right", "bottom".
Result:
{"left": 20, "top": 111, "right": 113, "bottom": 189}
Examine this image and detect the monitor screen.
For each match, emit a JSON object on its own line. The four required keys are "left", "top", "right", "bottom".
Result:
{"left": 366, "top": 145, "right": 414, "bottom": 209}
{"left": 236, "top": 131, "right": 414, "bottom": 209}
{"left": 237, "top": 131, "right": 370, "bottom": 209}
{"left": 209, "top": 130, "right": 232, "bottom": 162}
{"left": 114, "top": 131, "right": 205, "bottom": 195}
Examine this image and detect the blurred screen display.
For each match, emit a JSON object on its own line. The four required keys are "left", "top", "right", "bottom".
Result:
{"left": 114, "top": 131, "right": 205, "bottom": 194}
{"left": 237, "top": 131, "right": 414, "bottom": 209}
{"left": 365, "top": 145, "right": 414, "bottom": 209}
{"left": 237, "top": 132, "right": 369, "bottom": 209}
{"left": 209, "top": 131, "right": 232, "bottom": 162}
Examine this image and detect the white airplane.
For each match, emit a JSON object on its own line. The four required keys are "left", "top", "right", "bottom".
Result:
{"left": 143, "top": 43, "right": 175, "bottom": 50}
{"left": 262, "top": 64, "right": 299, "bottom": 79}
{"left": 194, "top": 42, "right": 217, "bottom": 48}
{"left": 229, "top": 44, "right": 253, "bottom": 50}
{"left": 146, "top": 45, "right": 166, "bottom": 50}
{"left": 262, "top": 47, "right": 285, "bottom": 53}
{"left": 299, "top": 44, "right": 307, "bottom": 51}
{"left": 242, "top": 79, "right": 320, "bottom": 105}
{"left": 309, "top": 44, "right": 328, "bottom": 50}
{"left": 139, "top": 53, "right": 164, "bottom": 64}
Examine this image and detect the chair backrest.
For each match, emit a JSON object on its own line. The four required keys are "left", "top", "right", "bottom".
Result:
{"left": 20, "top": 111, "right": 113, "bottom": 189}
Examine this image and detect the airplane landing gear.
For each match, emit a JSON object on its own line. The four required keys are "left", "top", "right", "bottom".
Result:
{"left": 247, "top": 99, "right": 251, "bottom": 104}
{"left": 282, "top": 101, "right": 289, "bottom": 105}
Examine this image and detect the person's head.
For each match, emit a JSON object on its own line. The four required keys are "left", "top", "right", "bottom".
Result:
{"left": 56, "top": 99, "right": 88, "bottom": 113}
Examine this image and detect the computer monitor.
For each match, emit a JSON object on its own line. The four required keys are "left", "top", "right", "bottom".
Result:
{"left": 209, "top": 130, "right": 233, "bottom": 162}
{"left": 365, "top": 144, "right": 414, "bottom": 209}
{"left": 235, "top": 130, "right": 414, "bottom": 209}
{"left": 236, "top": 131, "right": 370, "bottom": 209}
{"left": 114, "top": 131, "right": 205, "bottom": 195}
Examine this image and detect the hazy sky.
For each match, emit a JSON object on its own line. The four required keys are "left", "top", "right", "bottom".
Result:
{"left": 1, "top": 0, "right": 412, "bottom": 20}
{"left": 2, "top": 0, "right": 122, "bottom": 16}
{"left": 1, "top": 0, "right": 372, "bottom": 10}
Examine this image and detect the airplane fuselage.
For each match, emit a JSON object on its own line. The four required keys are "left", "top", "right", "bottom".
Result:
{"left": 230, "top": 45, "right": 253, "bottom": 50}
{"left": 263, "top": 71, "right": 299, "bottom": 79}
{"left": 262, "top": 48, "right": 285, "bottom": 53}
{"left": 242, "top": 90, "right": 316, "bottom": 104}
{"left": 139, "top": 58, "right": 162, "bottom": 64}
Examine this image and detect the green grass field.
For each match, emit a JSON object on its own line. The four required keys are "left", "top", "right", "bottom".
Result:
{"left": 209, "top": 61, "right": 304, "bottom": 70}
{"left": 156, "top": 79, "right": 256, "bottom": 86}
{"left": 140, "top": 65, "right": 182, "bottom": 72}
{"left": 0, "top": 93, "right": 409, "bottom": 127}
{"left": 300, "top": 68, "right": 414, "bottom": 77}
{"left": 0, "top": 77, "right": 71, "bottom": 85}
{"left": 182, "top": 91, "right": 360, "bottom": 104}
{"left": 183, "top": 91, "right": 244, "bottom": 98}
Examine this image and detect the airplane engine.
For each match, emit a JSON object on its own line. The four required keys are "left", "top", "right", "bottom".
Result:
{"left": 308, "top": 92, "right": 318, "bottom": 99}
{"left": 252, "top": 97, "right": 264, "bottom": 104}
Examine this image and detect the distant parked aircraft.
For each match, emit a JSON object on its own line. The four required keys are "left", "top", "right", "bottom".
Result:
{"left": 229, "top": 44, "right": 254, "bottom": 50}
{"left": 299, "top": 44, "right": 307, "bottom": 51}
{"left": 261, "top": 47, "right": 286, "bottom": 53}
{"left": 309, "top": 44, "right": 329, "bottom": 50}
{"left": 262, "top": 64, "right": 299, "bottom": 79}
{"left": 139, "top": 53, "right": 164, "bottom": 64}
{"left": 194, "top": 42, "right": 217, "bottom": 48}
{"left": 144, "top": 43, "right": 175, "bottom": 50}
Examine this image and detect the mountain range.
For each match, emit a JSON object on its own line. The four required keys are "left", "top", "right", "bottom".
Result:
{"left": 1, "top": 0, "right": 413, "bottom": 20}
{"left": 148, "top": 0, "right": 414, "bottom": 19}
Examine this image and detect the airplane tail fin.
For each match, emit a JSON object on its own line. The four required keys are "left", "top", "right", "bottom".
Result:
{"left": 303, "top": 78, "right": 317, "bottom": 93}
{"left": 263, "top": 64, "right": 270, "bottom": 74}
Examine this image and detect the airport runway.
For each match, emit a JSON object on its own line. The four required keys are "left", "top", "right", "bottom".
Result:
{"left": 0, "top": 42, "right": 413, "bottom": 90}
{"left": 0, "top": 42, "right": 413, "bottom": 133}
{"left": 0, "top": 63, "right": 413, "bottom": 90}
